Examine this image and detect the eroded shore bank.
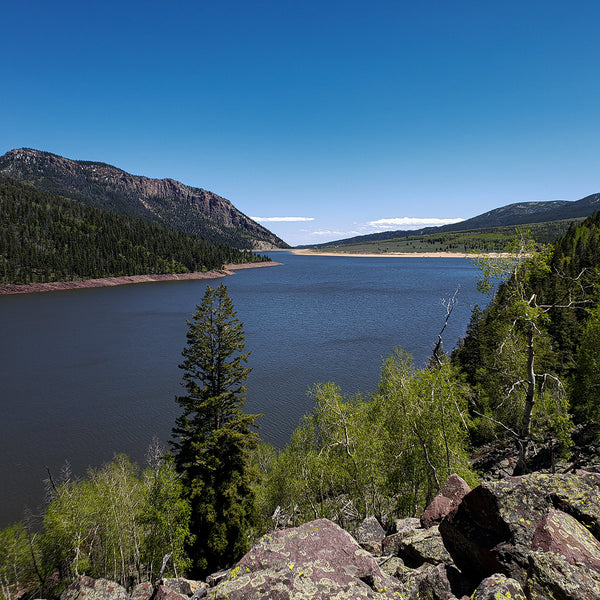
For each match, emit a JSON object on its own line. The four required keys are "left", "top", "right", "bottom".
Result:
{"left": 0, "top": 262, "right": 281, "bottom": 296}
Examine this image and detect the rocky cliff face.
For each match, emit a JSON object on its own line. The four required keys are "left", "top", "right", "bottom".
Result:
{"left": 0, "top": 148, "right": 288, "bottom": 250}
{"left": 58, "top": 470, "right": 600, "bottom": 600}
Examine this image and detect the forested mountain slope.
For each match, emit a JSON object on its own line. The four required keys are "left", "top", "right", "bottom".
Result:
{"left": 0, "top": 148, "right": 288, "bottom": 250}
{"left": 0, "top": 176, "right": 268, "bottom": 285}
{"left": 309, "top": 193, "right": 600, "bottom": 248}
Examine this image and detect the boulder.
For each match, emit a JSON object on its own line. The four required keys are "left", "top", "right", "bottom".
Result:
{"left": 154, "top": 586, "right": 188, "bottom": 600}
{"left": 420, "top": 475, "right": 471, "bottom": 529}
{"left": 130, "top": 582, "right": 153, "bottom": 600}
{"left": 531, "top": 508, "right": 600, "bottom": 570}
{"left": 207, "top": 518, "right": 405, "bottom": 599}
{"left": 382, "top": 520, "right": 421, "bottom": 556}
{"left": 162, "top": 578, "right": 205, "bottom": 597}
{"left": 439, "top": 471, "right": 600, "bottom": 585}
{"left": 404, "top": 563, "right": 466, "bottom": 600}
{"left": 527, "top": 549, "right": 600, "bottom": 599}
{"left": 394, "top": 526, "right": 452, "bottom": 568}
{"left": 470, "top": 574, "right": 526, "bottom": 600}
{"left": 394, "top": 517, "right": 421, "bottom": 534}
{"left": 356, "top": 516, "right": 386, "bottom": 554}
{"left": 60, "top": 577, "right": 128, "bottom": 600}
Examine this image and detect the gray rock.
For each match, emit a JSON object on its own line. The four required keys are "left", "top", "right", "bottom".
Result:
{"left": 356, "top": 516, "right": 386, "bottom": 544}
{"left": 527, "top": 549, "right": 600, "bottom": 600}
{"left": 60, "top": 577, "right": 128, "bottom": 600}
{"left": 386, "top": 526, "right": 452, "bottom": 568}
{"left": 471, "top": 574, "right": 526, "bottom": 600}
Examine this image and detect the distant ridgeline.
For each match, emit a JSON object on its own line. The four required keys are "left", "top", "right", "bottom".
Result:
{"left": 303, "top": 193, "right": 600, "bottom": 253}
{"left": 0, "top": 176, "right": 269, "bottom": 285}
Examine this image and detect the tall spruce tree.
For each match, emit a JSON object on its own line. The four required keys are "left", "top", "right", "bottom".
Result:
{"left": 171, "top": 283, "right": 261, "bottom": 576}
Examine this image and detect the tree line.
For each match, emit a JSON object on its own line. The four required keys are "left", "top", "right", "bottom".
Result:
{"left": 0, "top": 177, "right": 269, "bottom": 285}
{"left": 2, "top": 212, "right": 600, "bottom": 598}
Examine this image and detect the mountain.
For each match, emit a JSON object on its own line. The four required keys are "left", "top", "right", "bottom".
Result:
{"left": 0, "top": 175, "right": 270, "bottom": 286}
{"left": 308, "top": 194, "right": 600, "bottom": 248}
{"left": 0, "top": 148, "right": 288, "bottom": 250}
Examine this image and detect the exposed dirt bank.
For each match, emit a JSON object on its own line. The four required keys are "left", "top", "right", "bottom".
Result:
{"left": 0, "top": 262, "right": 281, "bottom": 296}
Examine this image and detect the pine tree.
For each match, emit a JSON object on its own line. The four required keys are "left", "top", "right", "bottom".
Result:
{"left": 171, "top": 284, "right": 261, "bottom": 576}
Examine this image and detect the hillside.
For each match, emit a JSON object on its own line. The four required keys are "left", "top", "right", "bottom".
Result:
{"left": 306, "top": 193, "right": 600, "bottom": 249}
{"left": 0, "top": 176, "right": 269, "bottom": 285}
{"left": 0, "top": 148, "right": 288, "bottom": 250}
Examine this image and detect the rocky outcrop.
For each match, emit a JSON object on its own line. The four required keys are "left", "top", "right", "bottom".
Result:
{"left": 0, "top": 148, "right": 288, "bottom": 250}
{"left": 205, "top": 519, "right": 404, "bottom": 599}
{"left": 439, "top": 470, "right": 600, "bottom": 598}
{"left": 59, "top": 471, "right": 600, "bottom": 600}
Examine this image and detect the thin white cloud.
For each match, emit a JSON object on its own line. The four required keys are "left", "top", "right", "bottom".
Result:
{"left": 367, "top": 217, "right": 465, "bottom": 229}
{"left": 251, "top": 216, "right": 315, "bottom": 223}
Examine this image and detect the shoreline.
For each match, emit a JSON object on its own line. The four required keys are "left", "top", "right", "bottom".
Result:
{"left": 289, "top": 248, "right": 511, "bottom": 258}
{"left": 0, "top": 261, "right": 281, "bottom": 296}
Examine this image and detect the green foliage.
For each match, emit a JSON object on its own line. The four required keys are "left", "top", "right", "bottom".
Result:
{"left": 570, "top": 304, "right": 600, "bottom": 423}
{"left": 171, "top": 284, "right": 261, "bottom": 576}
{"left": 40, "top": 452, "right": 191, "bottom": 594}
{"left": 453, "top": 229, "right": 592, "bottom": 471}
{"left": 0, "top": 523, "right": 38, "bottom": 600}
{"left": 306, "top": 220, "right": 583, "bottom": 255}
{"left": 373, "top": 350, "right": 477, "bottom": 514}
{"left": 0, "top": 176, "right": 268, "bottom": 285}
{"left": 261, "top": 353, "right": 477, "bottom": 532}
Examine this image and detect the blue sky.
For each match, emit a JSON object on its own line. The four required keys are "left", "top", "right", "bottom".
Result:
{"left": 2, "top": 1, "right": 599, "bottom": 246}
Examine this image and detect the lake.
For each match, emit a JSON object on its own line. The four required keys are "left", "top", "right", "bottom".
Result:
{"left": 0, "top": 252, "right": 485, "bottom": 526}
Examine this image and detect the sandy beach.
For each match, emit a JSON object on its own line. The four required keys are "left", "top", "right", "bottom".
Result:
{"left": 0, "top": 261, "right": 281, "bottom": 296}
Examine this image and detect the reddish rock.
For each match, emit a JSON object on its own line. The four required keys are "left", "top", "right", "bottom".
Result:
{"left": 421, "top": 474, "right": 471, "bottom": 529}
{"left": 208, "top": 518, "right": 404, "bottom": 599}
{"left": 130, "top": 582, "right": 153, "bottom": 600}
{"left": 155, "top": 585, "right": 188, "bottom": 600}
{"left": 421, "top": 496, "right": 453, "bottom": 529}
{"left": 531, "top": 509, "right": 600, "bottom": 570}
{"left": 439, "top": 472, "right": 600, "bottom": 586}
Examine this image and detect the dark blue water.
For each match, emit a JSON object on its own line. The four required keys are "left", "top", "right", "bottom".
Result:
{"left": 0, "top": 252, "right": 484, "bottom": 525}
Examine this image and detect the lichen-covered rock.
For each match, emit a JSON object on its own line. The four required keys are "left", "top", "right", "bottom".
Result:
{"left": 382, "top": 520, "right": 421, "bottom": 557}
{"left": 130, "top": 582, "right": 153, "bottom": 600}
{"left": 421, "top": 475, "right": 471, "bottom": 529}
{"left": 394, "top": 518, "right": 421, "bottom": 535}
{"left": 527, "top": 549, "right": 600, "bottom": 600}
{"left": 357, "top": 516, "right": 386, "bottom": 544}
{"left": 394, "top": 526, "right": 452, "bottom": 568}
{"left": 531, "top": 508, "right": 600, "bottom": 570}
{"left": 404, "top": 564, "right": 462, "bottom": 600}
{"left": 154, "top": 585, "right": 189, "bottom": 600}
{"left": 60, "top": 577, "right": 129, "bottom": 600}
{"left": 439, "top": 471, "right": 600, "bottom": 585}
{"left": 356, "top": 516, "right": 386, "bottom": 555}
{"left": 470, "top": 574, "right": 526, "bottom": 600}
{"left": 162, "top": 578, "right": 205, "bottom": 597}
{"left": 207, "top": 518, "right": 405, "bottom": 599}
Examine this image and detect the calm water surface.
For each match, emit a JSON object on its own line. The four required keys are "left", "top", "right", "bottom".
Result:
{"left": 0, "top": 252, "right": 484, "bottom": 525}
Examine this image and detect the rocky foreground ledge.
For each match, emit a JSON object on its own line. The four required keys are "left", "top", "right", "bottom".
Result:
{"left": 59, "top": 470, "right": 600, "bottom": 600}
